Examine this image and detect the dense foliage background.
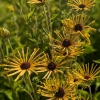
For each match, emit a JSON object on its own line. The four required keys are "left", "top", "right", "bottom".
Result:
{"left": 0, "top": 0, "right": 100, "bottom": 100}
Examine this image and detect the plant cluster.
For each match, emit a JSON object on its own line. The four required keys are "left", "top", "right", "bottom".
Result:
{"left": 0, "top": 0, "right": 100, "bottom": 100}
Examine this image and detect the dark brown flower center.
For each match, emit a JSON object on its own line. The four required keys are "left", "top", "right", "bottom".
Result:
{"left": 74, "top": 78, "right": 78, "bottom": 82}
{"left": 84, "top": 75, "right": 91, "bottom": 80}
{"left": 79, "top": 4, "right": 86, "bottom": 8}
{"left": 74, "top": 24, "right": 83, "bottom": 31}
{"left": 63, "top": 52, "right": 67, "bottom": 56}
{"left": 47, "top": 62, "right": 56, "bottom": 70}
{"left": 55, "top": 87, "right": 65, "bottom": 98}
{"left": 62, "top": 39, "right": 71, "bottom": 47}
{"left": 51, "top": 86, "right": 56, "bottom": 90}
{"left": 38, "top": 0, "right": 42, "bottom": 2}
{"left": 20, "top": 62, "right": 30, "bottom": 70}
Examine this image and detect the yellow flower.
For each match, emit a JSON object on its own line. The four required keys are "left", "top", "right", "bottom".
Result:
{"left": 67, "top": 0, "right": 95, "bottom": 11}
{"left": 49, "top": 29, "right": 84, "bottom": 56}
{"left": 27, "top": 0, "right": 46, "bottom": 4}
{"left": 8, "top": 5, "right": 14, "bottom": 12}
{"left": 67, "top": 72, "right": 82, "bottom": 86}
{"left": 38, "top": 76, "right": 76, "bottom": 100}
{"left": 73, "top": 63, "right": 100, "bottom": 86}
{"left": 3, "top": 48, "right": 45, "bottom": 81}
{"left": 35, "top": 50, "right": 69, "bottom": 79}
{"left": 53, "top": 47, "right": 83, "bottom": 58}
{"left": 62, "top": 14, "right": 95, "bottom": 43}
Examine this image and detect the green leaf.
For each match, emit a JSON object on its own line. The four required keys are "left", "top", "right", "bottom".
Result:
{"left": 51, "top": 14, "right": 59, "bottom": 20}
{"left": 29, "top": 38, "right": 37, "bottom": 43}
{"left": 93, "top": 92, "right": 100, "bottom": 100}
{"left": 0, "top": 90, "right": 13, "bottom": 100}
{"left": 83, "top": 44, "right": 96, "bottom": 54}
{"left": 78, "top": 89, "right": 89, "bottom": 99}
{"left": 5, "top": 91, "right": 13, "bottom": 100}
{"left": 93, "top": 59, "right": 100, "bottom": 64}
{"left": 27, "top": 11, "right": 34, "bottom": 20}
{"left": 13, "top": 80, "right": 22, "bottom": 90}
{"left": 16, "top": 2, "right": 20, "bottom": 9}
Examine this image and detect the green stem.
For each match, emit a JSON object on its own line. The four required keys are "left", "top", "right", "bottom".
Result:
{"left": 0, "top": 44, "right": 4, "bottom": 62}
{"left": 46, "top": 3, "right": 52, "bottom": 34}
{"left": 19, "top": 3, "right": 33, "bottom": 32}
{"left": 34, "top": 6, "right": 39, "bottom": 48}
{"left": 28, "top": 74, "right": 38, "bottom": 100}
{"left": 34, "top": 7, "right": 38, "bottom": 35}
{"left": 7, "top": 39, "right": 15, "bottom": 54}
{"left": 89, "top": 85, "right": 92, "bottom": 100}
{"left": 24, "top": 89, "right": 34, "bottom": 100}
{"left": 5, "top": 74, "right": 19, "bottom": 100}
{"left": 22, "top": 75, "right": 34, "bottom": 100}
{"left": 43, "top": 5, "right": 50, "bottom": 32}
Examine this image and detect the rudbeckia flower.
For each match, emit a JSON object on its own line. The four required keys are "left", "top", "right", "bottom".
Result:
{"left": 38, "top": 75, "right": 76, "bottom": 100}
{"left": 62, "top": 14, "right": 95, "bottom": 43}
{"left": 49, "top": 29, "right": 84, "bottom": 56}
{"left": 3, "top": 48, "right": 46, "bottom": 81}
{"left": 35, "top": 50, "right": 69, "bottom": 79}
{"left": 73, "top": 63, "right": 100, "bottom": 86}
{"left": 67, "top": 72, "right": 82, "bottom": 86}
{"left": 67, "top": 0, "right": 95, "bottom": 11}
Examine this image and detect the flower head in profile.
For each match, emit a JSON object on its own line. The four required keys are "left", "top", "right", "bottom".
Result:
{"left": 3, "top": 48, "right": 45, "bottom": 81}
{"left": 73, "top": 63, "right": 100, "bottom": 86}
{"left": 27, "top": 0, "right": 46, "bottom": 4}
{"left": 38, "top": 75, "right": 76, "bottom": 100}
{"left": 62, "top": 14, "right": 95, "bottom": 43}
{"left": 49, "top": 29, "right": 84, "bottom": 56}
{"left": 67, "top": 0, "right": 95, "bottom": 11}
{"left": 35, "top": 50, "right": 69, "bottom": 79}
